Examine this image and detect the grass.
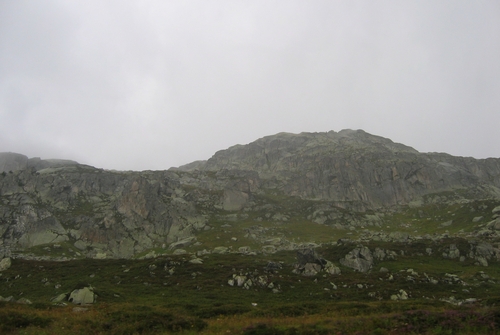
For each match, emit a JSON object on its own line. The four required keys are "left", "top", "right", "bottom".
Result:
{"left": 1, "top": 239, "right": 500, "bottom": 334}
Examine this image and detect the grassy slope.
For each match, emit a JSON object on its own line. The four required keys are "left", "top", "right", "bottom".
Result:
{"left": 2, "top": 239, "right": 500, "bottom": 334}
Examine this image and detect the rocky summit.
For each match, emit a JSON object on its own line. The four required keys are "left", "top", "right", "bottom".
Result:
{"left": 1, "top": 129, "right": 500, "bottom": 260}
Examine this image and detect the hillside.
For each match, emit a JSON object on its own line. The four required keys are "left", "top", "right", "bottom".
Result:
{"left": 0, "top": 129, "right": 499, "bottom": 260}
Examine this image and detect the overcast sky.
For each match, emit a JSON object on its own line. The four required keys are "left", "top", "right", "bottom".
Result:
{"left": 1, "top": 0, "right": 499, "bottom": 170}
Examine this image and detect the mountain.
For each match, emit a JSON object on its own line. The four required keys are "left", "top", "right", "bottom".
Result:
{"left": 198, "top": 130, "right": 500, "bottom": 208}
{"left": 0, "top": 152, "right": 79, "bottom": 173}
{"left": 1, "top": 130, "right": 499, "bottom": 260}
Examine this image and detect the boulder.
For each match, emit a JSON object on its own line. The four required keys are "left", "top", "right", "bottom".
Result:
{"left": 0, "top": 296, "right": 15, "bottom": 302}
{"left": 68, "top": 287, "right": 95, "bottom": 305}
{"left": 339, "top": 246, "right": 373, "bottom": 273}
{"left": 391, "top": 289, "right": 409, "bottom": 300}
{"left": 296, "top": 248, "right": 323, "bottom": 266}
{"left": 168, "top": 237, "right": 196, "bottom": 250}
{"left": 0, "top": 257, "right": 11, "bottom": 271}
{"left": 51, "top": 293, "right": 69, "bottom": 303}
{"left": 303, "top": 263, "right": 322, "bottom": 276}
{"left": 212, "top": 246, "right": 228, "bottom": 254}
{"left": 16, "top": 298, "right": 32, "bottom": 305}
{"left": 323, "top": 261, "right": 341, "bottom": 275}
{"left": 189, "top": 258, "right": 203, "bottom": 264}
{"left": 265, "top": 261, "right": 282, "bottom": 272}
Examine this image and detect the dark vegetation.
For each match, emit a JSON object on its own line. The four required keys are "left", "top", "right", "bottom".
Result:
{"left": 1, "top": 239, "right": 500, "bottom": 334}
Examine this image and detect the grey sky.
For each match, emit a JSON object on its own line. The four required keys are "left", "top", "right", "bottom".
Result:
{"left": 1, "top": 0, "right": 499, "bottom": 171}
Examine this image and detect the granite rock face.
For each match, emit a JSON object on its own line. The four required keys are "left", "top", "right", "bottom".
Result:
{"left": 0, "top": 165, "right": 208, "bottom": 258}
{"left": 201, "top": 130, "right": 500, "bottom": 209}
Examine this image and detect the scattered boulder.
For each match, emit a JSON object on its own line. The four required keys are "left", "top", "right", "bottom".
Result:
{"left": 439, "top": 220, "right": 453, "bottom": 228}
{"left": 296, "top": 248, "right": 323, "bottom": 266}
{"left": 16, "top": 297, "right": 32, "bottom": 305}
{"left": 212, "top": 246, "right": 228, "bottom": 254}
{"left": 302, "top": 263, "right": 322, "bottom": 276}
{"left": 0, "top": 257, "right": 11, "bottom": 271}
{"left": 265, "top": 261, "right": 282, "bottom": 273}
{"left": 0, "top": 296, "right": 32, "bottom": 304}
{"left": 168, "top": 237, "right": 197, "bottom": 250}
{"left": 68, "top": 286, "right": 96, "bottom": 305}
{"left": 0, "top": 296, "right": 15, "bottom": 302}
{"left": 323, "top": 261, "right": 341, "bottom": 275}
{"left": 293, "top": 247, "right": 340, "bottom": 276}
{"left": 469, "top": 241, "right": 500, "bottom": 266}
{"left": 339, "top": 246, "right": 373, "bottom": 273}
{"left": 51, "top": 293, "right": 68, "bottom": 303}
{"left": 390, "top": 289, "right": 409, "bottom": 300}
{"left": 189, "top": 258, "right": 203, "bottom": 264}
{"left": 443, "top": 244, "right": 460, "bottom": 259}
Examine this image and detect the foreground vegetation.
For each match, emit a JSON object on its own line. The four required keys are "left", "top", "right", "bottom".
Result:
{"left": 2, "top": 238, "right": 500, "bottom": 334}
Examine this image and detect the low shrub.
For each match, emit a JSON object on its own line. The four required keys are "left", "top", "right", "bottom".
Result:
{"left": 0, "top": 310, "right": 52, "bottom": 332}
{"left": 107, "top": 310, "right": 207, "bottom": 334}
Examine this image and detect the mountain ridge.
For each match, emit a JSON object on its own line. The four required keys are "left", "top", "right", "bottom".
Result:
{"left": 1, "top": 129, "right": 499, "bottom": 260}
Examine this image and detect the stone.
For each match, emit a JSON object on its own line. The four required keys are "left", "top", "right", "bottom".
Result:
{"left": 339, "top": 246, "right": 373, "bottom": 273}
{"left": 168, "top": 237, "right": 197, "bottom": 250}
{"left": 51, "top": 293, "right": 68, "bottom": 303}
{"left": 323, "top": 261, "right": 341, "bottom": 275}
{"left": 0, "top": 257, "right": 11, "bottom": 271}
{"left": 373, "top": 248, "right": 386, "bottom": 260}
{"left": 303, "top": 263, "right": 322, "bottom": 276}
{"left": 265, "top": 261, "right": 282, "bottom": 272}
{"left": 238, "top": 246, "right": 251, "bottom": 254}
{"left": 440, "top": 220, "right": 453, "bottom": 228}
{"left": 476, "top": 256, "right": 489, "bottom": 267}
{"left": 212, "top": 246, "right": 228, "bottom": 254}
{"left": 16, "top": 298, "right": 32, "bottom": 304}
{"left": 68, "top": 287, "right": 95, "bottom": 305}
{"left": 296, "top": 248, "right": 322, "bottom": 266}
{"left": 448, "top": 244, "right": 460, "bottom": 259}
{"left": 0, "top": 296, "right": 15, "bottom": 302}
{"left": 391, "top": 289, "right": 409, "bottom": 300}
{"left": 189, "top": 258, "right": 203, "bottom": 264}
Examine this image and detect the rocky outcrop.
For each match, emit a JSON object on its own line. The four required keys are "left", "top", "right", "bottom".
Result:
{"left": 0, "top": 164, "right": 209, "bottom": 258}
{"left": 339, "top": 246, "right": 374, "bottom": 272}
{"left": 202, "top": 130, "right": 500, "bottom": 209}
